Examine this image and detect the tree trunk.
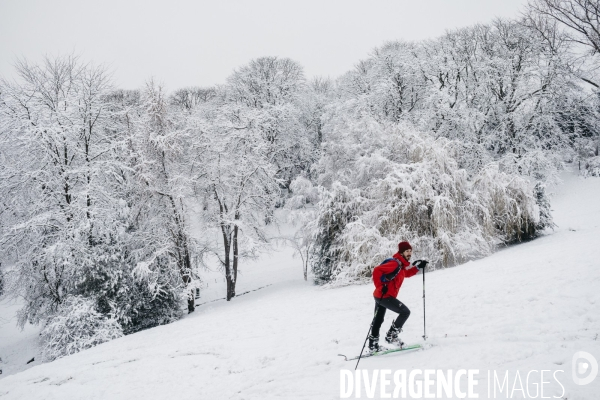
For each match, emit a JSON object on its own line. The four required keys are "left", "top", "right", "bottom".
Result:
{"left": 222, "top": 228, "right": 235, "bottom": 301}
{"left": 303, "top": 262, "right": 307, "bottom": 281}
{"left": 226, "top": 273, "right": 235, "bottom": 301}
{"left": 180, "top": 241, "right": 195, "bottom": 313}
{"left": 303, "top": 245, "right": 309, "bottom": 281}
{"left": 186, "top": 289, "right": 195, "bottom": 313}
{"left": 164, "top": 194, "right": 196, "bottom": 312}
{"left": 232, "top": 221, "right": 239, "bottom": 298}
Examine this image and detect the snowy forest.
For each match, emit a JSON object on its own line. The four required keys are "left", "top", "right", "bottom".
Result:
{"left": 1, "top": 0, "right": 599, "bottom": 361}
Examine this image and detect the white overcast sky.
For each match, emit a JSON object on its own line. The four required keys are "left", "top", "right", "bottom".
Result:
{"left": 0, "top": 0, "right": 527, "bottom": 90}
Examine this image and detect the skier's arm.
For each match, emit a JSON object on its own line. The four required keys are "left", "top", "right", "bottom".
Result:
{"left": 404, "top": 264, "right": 419, "bottom": 278}
{"left": 406, "top": 260, "right": 428, "bottom": 278}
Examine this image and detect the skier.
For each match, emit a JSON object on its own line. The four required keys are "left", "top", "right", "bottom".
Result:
{"left": 369, "top": 241, "right": 427, "bottom": 352}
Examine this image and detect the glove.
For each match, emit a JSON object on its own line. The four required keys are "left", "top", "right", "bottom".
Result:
{"left": 412, "top": 260, "right": 429, "bottom": 269}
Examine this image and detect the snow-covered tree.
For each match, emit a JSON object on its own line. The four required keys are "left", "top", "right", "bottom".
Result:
{"left": 336, "top": 20, "right": 575, "bottom": 185}
{"left": 226, "top": 57, "right": 314, "bottom": 189}
{"left": 525, "top": 1, "right": 600, "bottom": 169}
{"left": 170, "top": 86, "right": 216, "bottom": 111}
{"left": 0, "top": 58, "right": 188, "bottom": 353}
{"left": 297, "top": 77, "right": 336, "bottom": 169}
{"left": 527, "top": 0, "right": 600, "bottom": 89}
{"left": 40, "top": 295, "right": 123, "bottom": 361}
{"left": 191, "top": 101, "right": 281, "bottom": 300}
{"left": 0, "top": 56, "right": 127, "bottom": 326}
{"left": 123, "top": 79, "right": 200, "bottom": 313}
{"left": 309, "top": 111, "right": 539, "bottom": 284}
{"left": 283, "top": 175, "right": 320, "bottom": 281}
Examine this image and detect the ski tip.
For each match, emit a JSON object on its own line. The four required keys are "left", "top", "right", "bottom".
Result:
{"left": 338, "top": 354, "right": 349, "bottom": 361}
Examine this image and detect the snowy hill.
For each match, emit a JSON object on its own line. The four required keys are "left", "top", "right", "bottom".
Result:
{"left": 0, "top": 170, "right": 599, "bottom": 399}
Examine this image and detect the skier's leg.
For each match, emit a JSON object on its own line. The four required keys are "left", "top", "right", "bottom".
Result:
{"left": 369, "top": 301, "right": 387, "bottom": 351}
{"left": 392, "top": 303, "right": 411, "bottom": 330}
{"left": 371, "top": 302, "right": 386, "bottom": 337}
{"left": 377, "top": 298, "right": 411, "bottom": 345}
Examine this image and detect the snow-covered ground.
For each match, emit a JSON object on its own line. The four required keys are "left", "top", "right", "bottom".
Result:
{"left": 0, "top": 299, "right": 42, "bottom": 378}
{"left": 0, "top": 169, "right": 599, "bottom": 399}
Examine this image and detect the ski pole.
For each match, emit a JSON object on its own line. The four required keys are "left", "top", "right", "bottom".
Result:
{"left": 422, "top": 263, "right": 427, "bottom": 341}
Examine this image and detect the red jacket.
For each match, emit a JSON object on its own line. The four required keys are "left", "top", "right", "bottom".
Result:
{"left": 372, "top": 252, "right": 418, "bottom": 298}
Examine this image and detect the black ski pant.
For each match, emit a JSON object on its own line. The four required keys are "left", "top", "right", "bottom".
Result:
{"left": 371, "top": 296, "right": 411, "bottom": 338}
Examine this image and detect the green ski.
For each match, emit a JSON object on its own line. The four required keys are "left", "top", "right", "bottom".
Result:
{"left": 339, "top": 344, "right": 422, "bottom": 361}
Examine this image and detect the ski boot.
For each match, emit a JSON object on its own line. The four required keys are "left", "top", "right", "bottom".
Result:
{"left": 368, "top": 334, "right": 387, "bottom": 353}
{"left": 385, "top": 324, "right": 404, "bottom": 347}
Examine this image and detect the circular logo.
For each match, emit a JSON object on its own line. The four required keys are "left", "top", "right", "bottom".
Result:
{"left": 572, "top": 351, "right": 598, "bottom": 386}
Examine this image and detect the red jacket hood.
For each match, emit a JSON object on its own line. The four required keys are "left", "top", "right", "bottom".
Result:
{"left": 392, "top": 252, "right": 411, "bottom": 266}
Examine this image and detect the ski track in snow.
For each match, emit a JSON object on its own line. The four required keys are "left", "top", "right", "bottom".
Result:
{"left": 0, "top": 170, "right": 599, "bottom": 399}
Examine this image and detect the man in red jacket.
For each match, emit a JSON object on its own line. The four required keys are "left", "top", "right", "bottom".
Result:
{"left": 369, "top": 241, "right": 427, "bottom": 352}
